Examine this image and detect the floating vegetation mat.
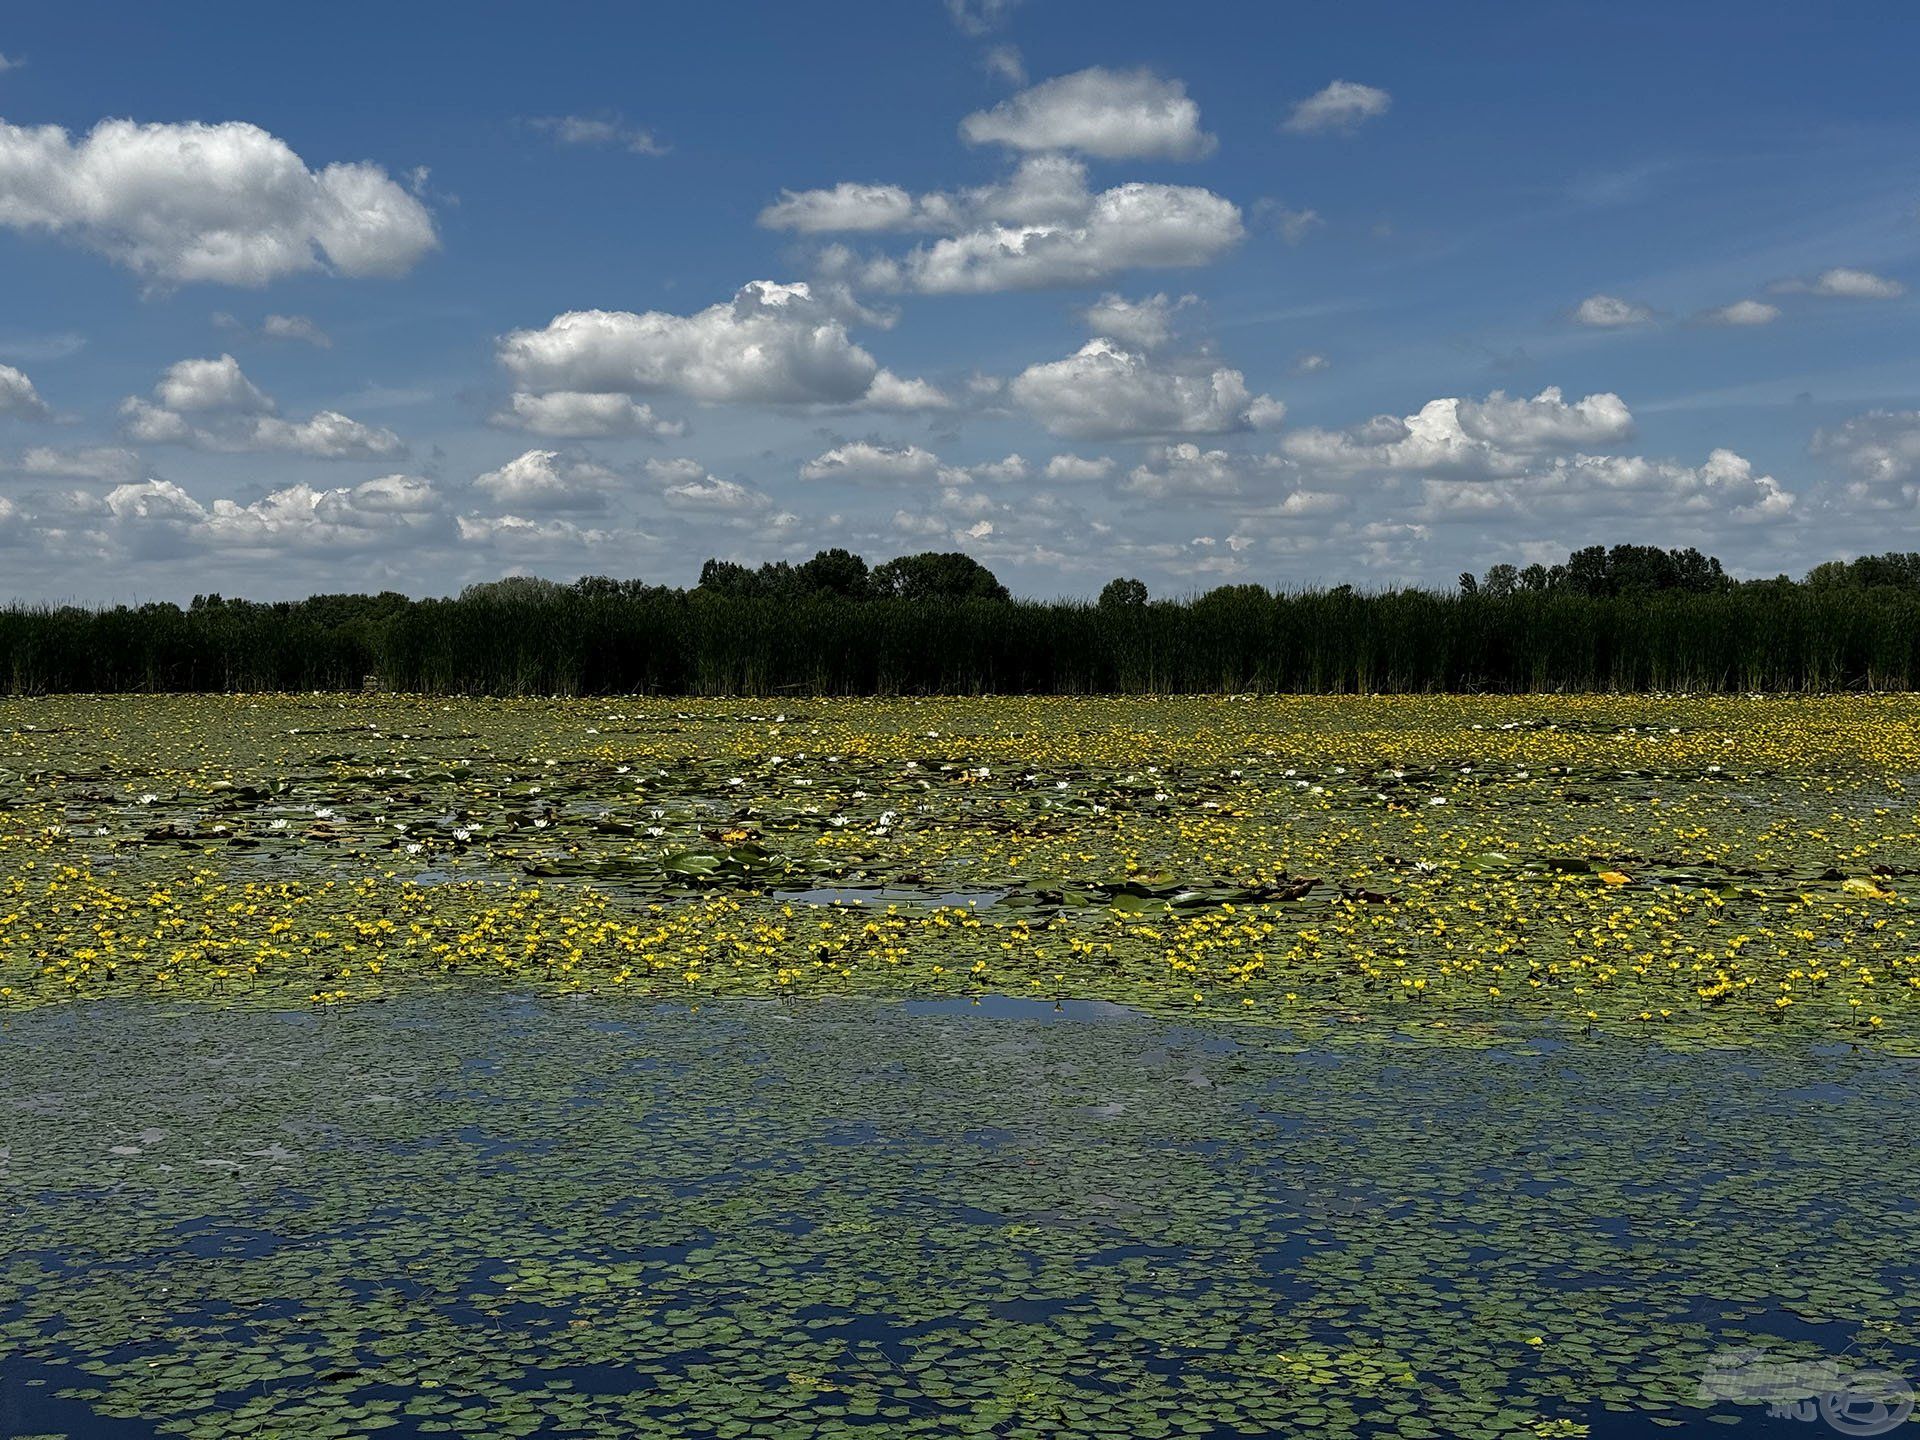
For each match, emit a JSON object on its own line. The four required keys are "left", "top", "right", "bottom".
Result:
{"left": 4, "top": 693, "right": 1920, "bottom": 1049}
{"left": 3, "top": 993, "right": 1918, "bottom": 1440}
{"left": 3, "top": 695, "right": 1919, "bottom": 1436}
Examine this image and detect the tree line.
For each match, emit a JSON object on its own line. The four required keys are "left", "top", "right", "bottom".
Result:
{"left": 3, "top": 545, "right": 1920, "bottom": 694}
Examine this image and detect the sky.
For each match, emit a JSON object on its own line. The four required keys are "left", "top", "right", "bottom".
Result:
{"left": 0, "top": 0, "right": 1917, "bottom": 603}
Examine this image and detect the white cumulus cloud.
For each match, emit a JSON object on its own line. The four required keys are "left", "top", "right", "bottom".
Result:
{"left": 773, "top": 155, "right": 1243, "bottom": 294}
{"left": 877, "top": 182, "right": 1242, "bottom": 294}
{"left": 1282, "top": 80, "right": 1391, "bottom": 136}
{"left": 0, "top": 363, "right": 49, "bottom": 418}
{"left": 491, "top": 390, "right": 685, "bottom": 438}
{"left": 1415, "top": 450, "right": 1792, "bottom": 526}
{"left": 119, "top": 354, "right": 402, "bottom": 458}
{"left": 657, "top": 469, "right": 776, "bottom": 513}
{"left": 759, "top": 182, "right": 934, "bottom": 234}
{"left": 801, "top": 442, "right": 955, "bottom": 484}
{"left": 863, "top": 370, "right": 955, "bottom": 411}
{"left": 104, "top": 474, "right": 440, "bottom": 554}
{"left": 1044, "top": 453, "right": 1116, "bottom": 482}
{"left": 0, "top": 118, "right": 437, "bottom": 286}
{"left": 496, "top": 280, "right": 941, "bottom": 409}
{"left": 530, "top": 114, "right": 667, "bottom": 156}
{"left": 1814, "top": 411, "right": 1920, "bottom": 498}
{"left": 261, "top": 313, "right": 332, "bottom": 347}
{"left": 154, "top": 354, "right": 272, "bottom": 412}
{"left": 472, "top": 449, "right": 620, "bottom": 512}
{"left": 1011, "top": 338, "right": 1282, "bottom": 440}
{"left": 10, "top": 444, "right": 138, "bottom": 480}
{"left": 959, "top": 67, "right": 1216, "bottom": 161}
{"left": 1284, "top": 391, "right": 1628, "bottom": 479}
{"left": 1807, "top": 267, "right": 1906, "bottom": 300}
{"left": 1082, "top": 292, "right": 1190, "bottom": 349}
{"left": 1572, "top": 294, "right": 1655, "bottom": 327}
{"left": 1453, "top": 387, "right": 1635, "bottom": 451}
{"left": 1698, "top": 299, "right": 1780, "bottom": 326}
{"left": 243, "top": 412, "right": 405, "bottom": 459}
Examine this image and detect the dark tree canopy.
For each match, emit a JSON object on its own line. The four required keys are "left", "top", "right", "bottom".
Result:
{"left": 1476, "top": 545, "right": 1730, "bottom": 599}
{"left": 660, "top": 546, "right": 1016, "bottom": 609}
{"left": 459, "top": 576, "right": 565, "bottom": 603}
{"left": 866, "top": 552, "right": 1011, "bottom": 602}
{"left": 10, "top": 540, "right": 1920, "bottom": 695}
{"left": 795, "top": 548, "right": 871, "bottom": 599}
{"left": 1806, "top": 553, "right": 1920, "bottom": 590}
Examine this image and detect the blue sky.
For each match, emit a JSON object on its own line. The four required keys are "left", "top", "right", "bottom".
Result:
{"left": 0, "top": 0, "right": 1917, "bottom": 601}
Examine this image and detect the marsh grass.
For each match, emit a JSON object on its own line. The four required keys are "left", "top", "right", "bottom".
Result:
{"left": 0, "top": 584, "right": 1917, "bottom": 693}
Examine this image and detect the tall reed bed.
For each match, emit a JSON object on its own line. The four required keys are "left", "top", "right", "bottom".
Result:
{"left": 0, "top": 585, "right": 1916, "bottom": 694}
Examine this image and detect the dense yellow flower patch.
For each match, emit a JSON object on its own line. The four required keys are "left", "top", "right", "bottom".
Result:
{"left": 2, "top": 692, "right": 1918, "bottom": 1047}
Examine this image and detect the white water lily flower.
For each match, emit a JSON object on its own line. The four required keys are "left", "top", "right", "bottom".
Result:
{"left": 139, "top": 793, "right": 159, "bottom": 805}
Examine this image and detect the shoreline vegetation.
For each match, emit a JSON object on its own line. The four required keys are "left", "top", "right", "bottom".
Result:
{"left": 10, "top": 544, "right": 1920, "bottom": 695}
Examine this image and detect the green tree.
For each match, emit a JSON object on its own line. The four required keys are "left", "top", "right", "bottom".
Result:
{"left": 696, "top": 559, "right": 760, "bottom": 597}
{"left": 869, "top": 551, "right": 1009, "bottom": 601}
{"left": 794, "top": 548, "right": 871, "bottom": 599}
